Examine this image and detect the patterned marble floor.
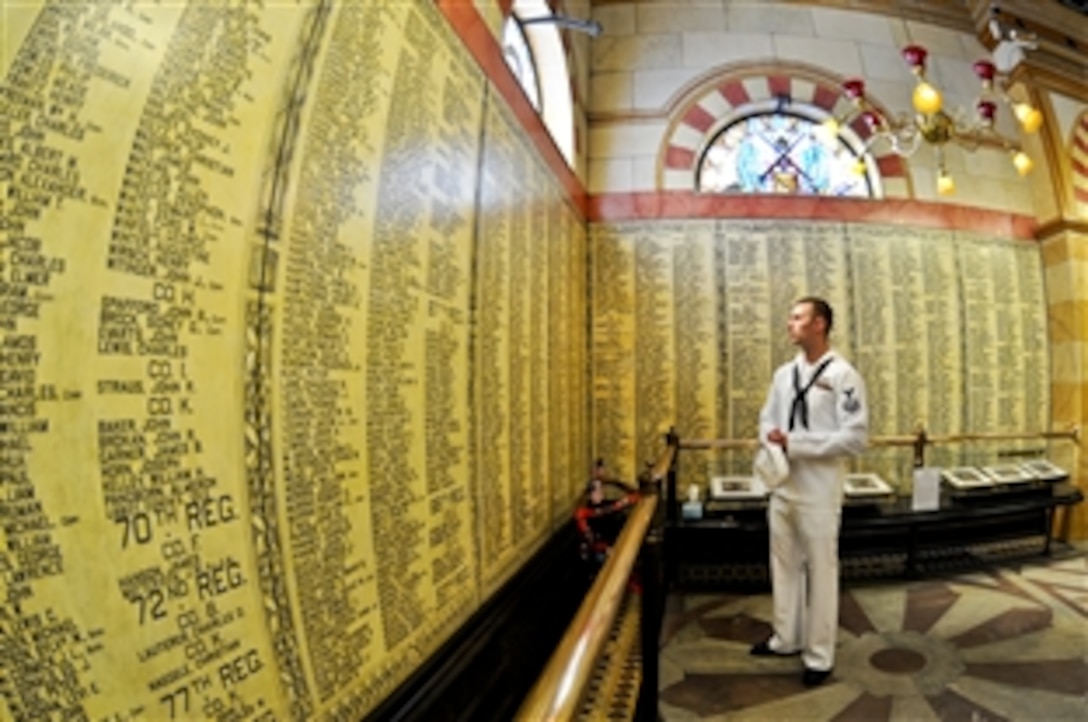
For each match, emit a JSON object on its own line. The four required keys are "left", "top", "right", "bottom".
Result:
{"left": 659, "top": 551, "right": 1088, "bottom": 720}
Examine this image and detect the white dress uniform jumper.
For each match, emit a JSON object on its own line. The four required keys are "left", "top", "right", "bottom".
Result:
{"left": 758, "top": 351, "right": 868, "bottom": 672}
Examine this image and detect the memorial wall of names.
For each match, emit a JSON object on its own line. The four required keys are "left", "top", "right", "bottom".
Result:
{"left": 590, "top": 220, "right": 1050, "bottom": 485}
{"left": 0, "top": 0, "right": 1055, "bottom": 718}
{"left": 0, "top": 1, "right": 589, "bottom": 719}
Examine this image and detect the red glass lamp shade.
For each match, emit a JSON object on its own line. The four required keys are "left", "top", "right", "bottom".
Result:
{"left": 973, "top": 60, "right": 996, "bottom": 84}
{"left": 860, "top": 110, "right": 884, "bottom": 130}
{"left": 901, "top": 45, "right": 928, "bottom": 70}
{"left": 976, "top": 100, "right": 997, "bottom": 124}
{"left": 842, "top": 78, "right": 866, "bottom": 101}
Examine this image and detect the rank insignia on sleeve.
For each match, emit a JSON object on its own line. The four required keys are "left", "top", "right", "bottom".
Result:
{"left": 843, "top": 388, "right": 861, "bottom": 414}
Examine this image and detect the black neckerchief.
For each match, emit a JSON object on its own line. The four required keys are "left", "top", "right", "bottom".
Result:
{"left": 788, "top": 356, "right": 834, "bottom": 431}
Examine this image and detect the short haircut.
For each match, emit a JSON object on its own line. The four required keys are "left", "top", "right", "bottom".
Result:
{"left": 796, "top": 296, "right": 833, "bottom": 334}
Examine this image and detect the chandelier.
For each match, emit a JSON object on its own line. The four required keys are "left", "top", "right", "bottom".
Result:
{"left": 824, "top": 44, "right": 1042, "bottom": 195}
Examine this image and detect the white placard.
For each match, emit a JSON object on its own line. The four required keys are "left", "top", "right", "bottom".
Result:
{"left": 912, "top": 467, "right": 941, "bottom": 511}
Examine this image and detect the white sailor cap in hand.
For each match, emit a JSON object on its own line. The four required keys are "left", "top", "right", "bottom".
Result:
{"left": 753, "top": 444, "right": 789, "bottom": 489}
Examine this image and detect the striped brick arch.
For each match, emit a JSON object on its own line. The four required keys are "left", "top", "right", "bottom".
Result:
{"left": 1072, "top": 111, "right": 1088, "bottom": 217}
{"left": 658, "top": 67, "right": 909, "bottom": 195}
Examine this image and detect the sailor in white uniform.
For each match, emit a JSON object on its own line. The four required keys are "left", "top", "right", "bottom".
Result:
{"left": 750, "top": 297, "right": 868, "bottom": 687}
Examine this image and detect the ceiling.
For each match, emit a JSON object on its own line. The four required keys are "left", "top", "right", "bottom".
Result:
{"left": 589, "top": 1, "right": 1086, "bottom": 93}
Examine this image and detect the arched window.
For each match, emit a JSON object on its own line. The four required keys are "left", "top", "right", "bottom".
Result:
{"left": 1072, "top": 110, "right": 1088, "bottom": 218}
{"left": 502, "top": 2, "right": 576, "bottom": 167}
{"left": 502, "top": 16, "right": 540, "bottom": 111}
{"left": 697, "top": 106, "right": 877, "bottom": 198}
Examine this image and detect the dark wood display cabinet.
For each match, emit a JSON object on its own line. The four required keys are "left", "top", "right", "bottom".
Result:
{"left": 668, "top": 478, "right": 1083, "bottom": 589}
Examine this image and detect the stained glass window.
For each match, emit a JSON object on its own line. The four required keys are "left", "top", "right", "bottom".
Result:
{"left": 697, "top": 113, "right": 874, "bottom": 197}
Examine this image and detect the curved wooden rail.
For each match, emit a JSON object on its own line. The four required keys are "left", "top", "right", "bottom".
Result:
{"left": 516, "top": 495, "right": 658, "bottom": 721}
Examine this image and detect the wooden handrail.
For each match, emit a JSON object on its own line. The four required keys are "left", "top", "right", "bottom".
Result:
{"left": 516, "top": 496, "right": 658, "bottom": 721}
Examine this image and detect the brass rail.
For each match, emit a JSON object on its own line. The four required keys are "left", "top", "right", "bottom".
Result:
{"left": 679, "top": 438, "right": 756, "bottom": 450}
{"left": 516, "top": 495, "right": 658, "bottom": 721}
{"left": 921, "top": 428, "right": 1080, "bottom": 444}
{"left": 517, "top": 436, "right": 677, "bottom": 721}
{"left": 680, "top": 426, "right": 1080, "bottom": 450}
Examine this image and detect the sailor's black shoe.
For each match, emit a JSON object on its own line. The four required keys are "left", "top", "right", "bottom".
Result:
{"left": 802, "top": 667, "right": 832, "bottom": 686}
{"left": 749, "top": 639, "right": 800, "bottom": 657}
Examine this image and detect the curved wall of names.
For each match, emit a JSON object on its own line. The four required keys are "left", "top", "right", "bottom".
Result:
{"left": 0, "top": 1, "right": 589, "bottom": 719}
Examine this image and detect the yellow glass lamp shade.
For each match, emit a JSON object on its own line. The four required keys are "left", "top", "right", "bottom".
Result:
{"left": 1012, "top": 102, "right": 1043, "bottom": 133}
{"left": 912, "top": 81, "right": 942, "bottom": 115}
{"left": 936, "top": 170, "right": 955, "bottom": 195}
{"left": 1011, "top": 151, "right": 1033, "bottom": 176}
